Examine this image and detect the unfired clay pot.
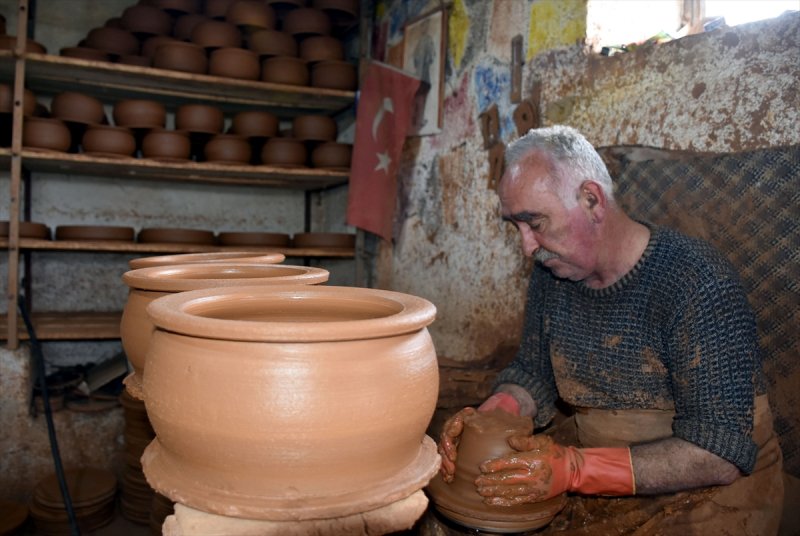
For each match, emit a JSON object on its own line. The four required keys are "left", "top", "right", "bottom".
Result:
{"left": 426, "top": 410, "right": 567, "bottom": 533}
{"left": 141, "top": 35, "right": 180, "bottom": 59}
{"left": 282, "top": 7, "right": 331, "bottom": 37}
{"left": 141, "top": 129, "right": 191, "bottom": 161}
{"left": 230, "top": 110, "right": 278, "bottom": 138}
{"left": 203, "top": 133, "right": 251, "bottom": 164}
{"left": 50, "top": 92, "right": 106, "bottom": 125}
{"left": 82, "top": 124, "right": 136, "bottom": 157}
{"left": 292, "top": 114, "right": 337, "bottom": 141}
{"left": 246, "top": 29, "right": 297, "bottom": 57}
{"left": 298, "top": 35, "right": 343, "bottom": 63}
{"left": 311, "top": 141, "right": 351, "bottom": 169}
{"left": 85, "top": 27, "right": 140, "bottom": 56}
{"left": 140, "top": 284, "right": 440, "bottom": 520}
{"left": 113, "top": 99, "right": 167, "bottom": 129}
{"left": 175, "top": 104, "right": 224, "bottom": 134}
{"left": 191, "top": 20, "right": 242, "bottom": 49}
{"left": 226, "top": 0, "right": 276, "bottom": 30}
{"left": 260, "top": 56, "right": 309, "bottom": 86}
{"left": 173, "top": 14, "right": 210, "bottom": 40}
{"left": 0, "top": 84, "right": 36, "bottom": 116}
{"left": 208, "top": 47, "right": 260, "bottom": 80}
{"left": 153, "top": 41, "right": 208, "bottom": 74}
{"left": 260, "top": 136, "right": 307, "bottom": 166}
{"left": 22, "top": 117, "right": 71, "bottom": 152}
{"left": 119, "top": 263, "right": 329, "bottom": 400}
{"left": 120, "top": 5, "right": 173, "bottom": 36}
{"left": 311, "top": 59, "right": 357, "bottom": 90}
{"left": 128, "top": 251, "right": 285, "bottom": 270}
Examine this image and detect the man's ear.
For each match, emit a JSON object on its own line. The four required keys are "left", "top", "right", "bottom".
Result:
{"left": 579, "top": 181, "right": 606, "bottom": 221}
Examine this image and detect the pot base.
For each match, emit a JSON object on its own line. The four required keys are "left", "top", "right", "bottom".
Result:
{"left": 142, "top": 434, "right": 440, "bottom": 521}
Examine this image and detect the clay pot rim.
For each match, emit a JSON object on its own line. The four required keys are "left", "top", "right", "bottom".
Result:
{"left": 123, "top": 263, "right": 328, "bottom": 292}
{"left": 146, "top": 284, "right": 437, "bottom": 342}
{"left": 128, "top": 251, "right": 285, "bottom": 269}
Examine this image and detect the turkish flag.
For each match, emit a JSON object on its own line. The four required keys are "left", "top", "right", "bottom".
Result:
{"left": 346, "top": 61, "right": 420, "bottom": 241}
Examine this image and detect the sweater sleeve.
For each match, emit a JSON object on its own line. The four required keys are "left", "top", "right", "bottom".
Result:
{"left": 667, "top": 270, "right": 759, "bottom": 474}
{"left": 493, "top": 265, "right": 559, "bottom": 428}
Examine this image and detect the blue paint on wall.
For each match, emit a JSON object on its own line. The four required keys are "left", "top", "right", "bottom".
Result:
{"left": 473, "top": 65, "right": 510, "bottom": 114}
{"left": 387, "top": 0, "right": 441, "bottom": 42}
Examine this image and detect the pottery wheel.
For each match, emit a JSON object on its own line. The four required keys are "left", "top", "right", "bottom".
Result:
{"left": 142, "top": 434, "right": 441, "bottom": 521}
{"left": 426, "top": 473, "right": 567, "bottom": 534}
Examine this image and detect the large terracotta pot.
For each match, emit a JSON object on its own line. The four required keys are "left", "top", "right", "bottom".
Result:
{"left": 128, "top": 251, "right": 285, "bottom": 269}
{"left": 140, "top": 284, "right": 440, "bottom": 520}
{"left": 426, "top": 410, "right": 567, "bottom": 533}
{"left": 120, "top": 263, "right": 329, "bottom": 400}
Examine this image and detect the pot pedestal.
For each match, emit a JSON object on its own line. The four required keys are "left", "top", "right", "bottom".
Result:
{"left": 162, "top": 490, "right": 430, "bottom": 536}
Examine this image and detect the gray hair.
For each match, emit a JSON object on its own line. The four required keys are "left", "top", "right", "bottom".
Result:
{"left": 504, "top": 125, "right": 615, "bottom": 203}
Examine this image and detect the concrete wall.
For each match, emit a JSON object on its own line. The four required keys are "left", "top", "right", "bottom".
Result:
{"left": 373, "top": 0, "right": 799, "bottom": 367}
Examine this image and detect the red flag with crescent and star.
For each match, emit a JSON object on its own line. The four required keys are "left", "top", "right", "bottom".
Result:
{"left": 346, "top": 60, "right": 420, "bottom": 241}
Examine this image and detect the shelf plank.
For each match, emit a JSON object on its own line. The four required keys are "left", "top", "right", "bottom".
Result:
{"left": 0, "top": 148, "right": 349, "bottom": 189}
{"left": 0, "top": 238, "right": 355, "bottom": 257}
{"left": 1, "top": 311, "right": 122, "bottom": 341}
{"left": 0, "top": 52, "right": 356, "bottom": 116}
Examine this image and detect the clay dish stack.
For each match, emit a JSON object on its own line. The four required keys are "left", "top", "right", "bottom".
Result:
{"left": 55, "top": 225, "right": 136, "bottom": 242}
{"left": 1, "top": 83, "right": 37, "bottom": 147}
{"left": 120, "top": 4, "right": 174, "bottom": 38}
{"left": 208, "top": 47, "right": 260, "bottom": 80}
{"left": 310, "top": 141, "right": 352, "bottom": 170}
{"left": 83, "top": 26, "right": 140, "bottom": 59}
{"left": 29, "top": 468, "right": 117, "bottom": 535}
{"left": 49, "top": 91, "right": 107, "bottom": 152}
{"left": 141, "top": 128, "right": 192, "bottom": 162}
{"left": 226, "top": 0, "right": 277, "bottom": 32}
{"left": 173, "top": 13, "right": 211, "bottom": 41}
{"left": 119, "top": 262, "right": 329, "bottom": 399}
{"left": 153, "top": 41, "right": 208, "bottom": 74}
{"left": 313, "top": 0, "right": 359, "bottom": 32}
{"left": 260, "top": 55, "right": 309, "bottom": 86}
{"left": 82, "top": 124, "right": 137, "bottom": 158}
{"left": 119, "top": 389, "right": 157, "bottom": 524}
{"left": 246, "top": 28, "right": 297, "bottom": 58}
{"left": 260, "top": 136, "right": 307, "bottom": 167}
{"left": 203, "top": 133, "right": 252, "bottom": 164}
{"left": 0, "top": 220, "right": 51, "bottom": 240}
{"left": 22, "top": 117, "right": 72, "bottom": 153}
{"left": 191, "top": 19, "right": 242, "bottom": 50}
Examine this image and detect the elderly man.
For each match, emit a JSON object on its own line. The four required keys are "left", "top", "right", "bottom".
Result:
{"left": 438, "top": 126, "right": 784, "bottom": 534}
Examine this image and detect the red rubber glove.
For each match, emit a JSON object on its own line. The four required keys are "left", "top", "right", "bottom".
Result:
{"left": 438, "top": 393, "right": 521, "bottom": 483}
{"left": 475, "top": 434, "right": 635, "bottom": 505}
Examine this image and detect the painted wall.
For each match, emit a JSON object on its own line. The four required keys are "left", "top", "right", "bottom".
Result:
{"left": 373, "top": 0, "right": 799, "bottom": 368}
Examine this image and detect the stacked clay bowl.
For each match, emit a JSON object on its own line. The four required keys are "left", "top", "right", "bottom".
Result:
{"left": 313, "top": 0, "right": 358, "bottom": 30}
{"left": 203, "top": 133, "right": 252, "bottom": 164}
{"left": 22, "top": 117, "right": 71, "bottom": 153}
{"left": 114, "top": 99, "right": 167, "bottom": 130}
{"left": 153, "top": 41, "right": 208, "bottom": 74}
{"left": 82, "top": 124, "right": 137, "bottom": 158}
{"left": 128, "top": 250, "right": 285, "bottom": 269}
{"left": 208, "top": 47, "right": 260, "bottom": 80}
{"left": 426, "top": 410, "right": 567, "bottom": 533}
{"left": 119, "top": 263, "right": 329, "bottom": 399}
{"left": 217, "top": 232, "right": 291, "bottom": 247}
{"left": 173, "top": 13, "right": 211, "bottom": 40}
{"left": 175, "top": 103, "right": 225, "bottom": 135}
{"left": 55, "top": 225, "right": 136, "bottom": 242}
{"left": 311, "top": 141, "right": 351, "bottom": 170}
{"left": 120, "top": 4, "right": 174, "bottom": 38}
{"left": 0, "top": 220, "right": 51, "bottom": 240}
{"left": 261, "top": 55, "right": 309, "bottom": 86}
{"left": 226, "top": 0, "right": 277, "bottom": 31}
{"left": 246, "top": 28, "right": 297, "bottom": 57}
{"left": 141, "top": 284, "right": 440, "bottom": 520}
{"left": 29, "top": 468, "right": 117, "bottom": 535}
{"left": 84, "top": 26, "right": 140, "bottom": 58}
{"left": 311, "top": 59, "right": 357, "bottom": 90}
{"left": 119, "top": 389, "right": 157, "bottom": 524}
{"left": 141, "top": 128, "right": 192, "bottom": 162}
{"left": 50, "top": 91, "right": 107, "bottom": 152}
{"left": 191, "top": 19, "right": 242, "bottom": 49}
{"left": 137, "top": 227, "right": 217, "bottom": 245}
{"left": 260, "top": 136, "right": 307, "bottom": 167}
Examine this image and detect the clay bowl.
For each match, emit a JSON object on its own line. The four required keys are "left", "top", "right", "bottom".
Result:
{"left": 226, "top": 0, "right": 277, "bottom": 30}
{"left": 140, "top": 284, "right": 439, "bottom": 520}
{"left": 230, "top": 110, "right": 278, "bottom": 138}
{"left": 292, "top": 114, "right": 337, "bottom": 141}
{"left": 141, "top": 128, "right": 191, "bottom": 161}
{"left": 114, "top": 99, "right": 167, "bottom": 129}
{"left": 292, "top": 232, "right": 354, "bottom": 249}
{"left": 153, "top": 41, "right": 208, "bottom": 74}
{"left": 141, "top": 35, "right": 180, "bottom": 59}
{"left": 0, "top": 35, "right": 47, "bottom": 54}
{"left": 298, "top": 35, "right": 343, "bottom": 63}
{"left": 85, "top": 27, "right": 140, "bottom": 56}
{"left": 60, "top": 46, "right": 111, "bottom": 62}
{"left": 137, "top": 227, "right": 217, "bottom": 245}
{"left": 208, "top": 47, "right": 260, "bottom": 80}
{"left": 22, "top": 117, "right": 71, "bottom": 152}
{"left": 203, "top": 133, "right": 251, "bottom": 164}
{"left": 311, "top": 59, "right": 357, "bottom": 90}
{"left": 282, "top": 7, "right": 332, "bottom": 37}
{"left": 260, "top": 136, "right": 307, "bottom": 167}
{"left": 104, "top": 17, "right": 124, "bottom": 29}
{"left": 191, "top": 20, "right": 242, "bottom": 49}
{"left": 311, "top": 141, "right": 351, "bottom": 169}
{"left": 50, "top": 92, "right": 106, "bottom": 126}
{"left": 0, "top": 84, "right": 36, "bottom": 116}
{"left": 246, "top": 29, "right": 297, "bottom": 57}
{"left": 120, "top": 263, "right": 329, "bottom": 399}
{"left": 172, "top": 13, "right": 210, "bottom": 40}
{"left": 121, "top": 5, "right": 174, "bottom": 37}
{"left": 0, "top": 220, "right": 51, "bottom": 240}
{"left": 260, "top": 55, "right": 309, "bottom": 86}
{"left": 55, "top": 225, "right": 136, "bottom": 242}
{"left": 205, "top": 0, "right": 236, "bottom": 19}
{"left": 153, "top": 0, "right": 201, "bottom": 15}
{"left": 128, "top": 250, "right": 285, "bottom": 269}
{"left": 217, "top": 232, "right": 291, "bottom": 247}
{"left": 426, "top": 410, "right": 567, "bottom": 533}
{"left": 175, "top": 104, "right": 224, "bottom": 135}
{"left": 82, "top": 124, "right": 136, "bottom": 157}
{"left": 312, "top": 0, "right": 358, "bottom": 28}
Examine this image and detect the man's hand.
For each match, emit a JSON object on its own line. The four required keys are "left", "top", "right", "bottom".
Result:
{"left": 438, "top": 392, "right": 521, "bottom": 483}
{"left": 475, "top": 435, "right": 635, "bottom": 506}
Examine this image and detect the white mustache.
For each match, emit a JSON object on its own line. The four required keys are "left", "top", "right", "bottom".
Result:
{"left": 534, "top": 248, "right": 558, "bottom": 263}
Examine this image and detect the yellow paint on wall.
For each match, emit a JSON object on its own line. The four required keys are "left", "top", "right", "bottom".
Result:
{"left": 528, "top": 0, "right": 587, "bottom": 60}
{"left": 449, "top": 0, "right": 470, "bottom": 69}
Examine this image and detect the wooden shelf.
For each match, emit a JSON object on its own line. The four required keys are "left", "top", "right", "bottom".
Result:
{"left": 0, "top": 52, "right": 356, "bottom": 116}
{"left": 0, "top": 149, "right": 349, "bottom": 189}
{"left": 1, "top": 238, "right": 355, "bottom": 257}
{"left": 1, "top": 311, "right": 122, "bottom": 341}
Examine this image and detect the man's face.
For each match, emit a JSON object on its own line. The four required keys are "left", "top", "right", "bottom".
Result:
{"left": 498, "top": 155, "right": 598, "bottom": 282}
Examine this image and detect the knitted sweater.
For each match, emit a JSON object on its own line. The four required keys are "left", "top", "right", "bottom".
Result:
{"left": 494, "top": 224, "right": 762, "bottom": 473}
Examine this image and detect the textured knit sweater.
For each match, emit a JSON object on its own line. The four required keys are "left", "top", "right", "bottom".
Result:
{"left": 494, "top": 224, "right": 762, "bottom": 473}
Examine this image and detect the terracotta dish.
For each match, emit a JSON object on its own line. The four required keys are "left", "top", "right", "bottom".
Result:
{"left": 22, "top": 117, "right": 71, "bottom": 152}
{"left": 426, "top": 410, "right": 567, "bottom": 533}
{"left": 141, "top": 129, "right": 192, "bottom": 161}
{"left": 230, "top": 110, "right": 279, "bottom": 138}
{"left": 203, "top": 133, "right": 252, "bottom": 164}
{"left": 208, "top": 47, "right": 260, "bottom": 80}
{"left": 50, "top": 92, "right": 106, "bottom": 125}
{"left": 246, "top": 29, "right": 297, "bottom": 57}
{"left": 120, "top": 263, "right": 328, "bottom": 399}
{"left": 153, "top": 41, "right": 208, "bottom": 74}
{"left": 55, "top": 225, "right": 136, "bottom": 242}
{"left": 141, "top": 284, "right": 439, "bottom": 520}
{"left": 128, "top": 250, "right": 285, "bottom": 269}
{"left": 141, "top": 35, "right": 180, "bottom": 59}
{"left": 298, "top": 35, "right": 344, "bottom": 63}
{"left": 191, "top": 20, "right": 242, "bottom": 49}
{"left": 292, "top": 232, "right": 354, "bottom": 248}
{"left": 0, "top": 221, "right": 51, "bottom": 240}
{"left": 137, "top": 227, "right": 217, "bottom": 245}
{"left": 282, "top": 7, "right": 332, "bottom": 37}
{"left": 175, "top": 104, "right": 225, "bottom": 134}
{"left": 311, "top": 59, "right": 357, "bottom": 90}
{"left": 82, "top": 125, "right": 136, "bottom": 157}
{"left": 292, "top": 114, "right": 337, "bottom": 141}
{"left": 260, "top": 56, "right": 309, "bottom": 86}
{"left": 120, "top": 5, "right": 174, "bottom": 36}
{"left": 311, "top": 141, "right": 351, "bottom": 169}
{"left": 217, "top": 231, "right": 291, "bottom": 247}
{"left": 260, "top": 137, "right": 307, "bottom": 166}
{"left": 85, "top": 27, "right": 140, "bottom": 56}
{"left": 226, "top": 0, "right": 277, "bottom": 30}
{"left": 113, "top": 99, "right": 167, "bottom": 129}
{"left": 173, "top": 14, "right": 211, "bottom": 40}
{"left": 0, "top": 84, "right": 36, "bottom": 116}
